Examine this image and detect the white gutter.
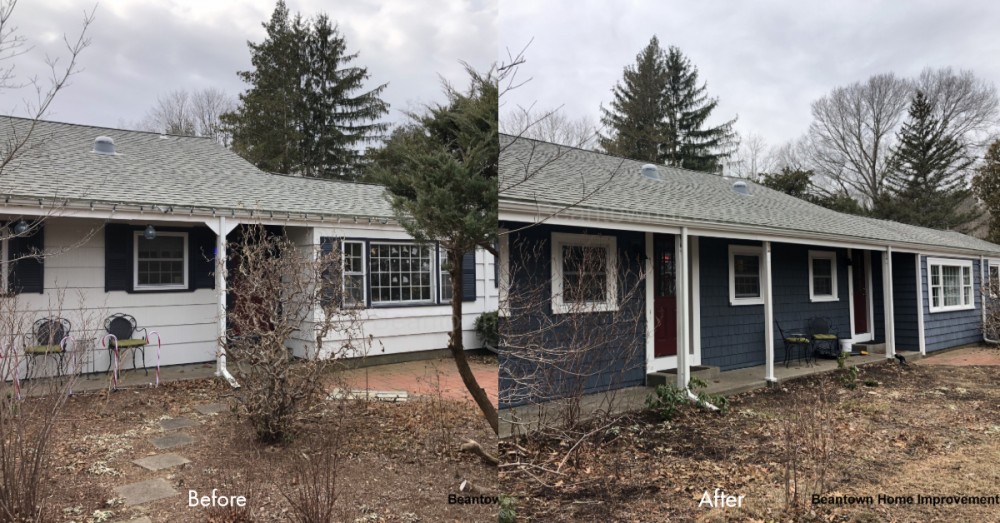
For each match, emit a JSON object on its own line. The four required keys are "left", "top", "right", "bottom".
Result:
{"left": 214, "top": 216, "right": 240, "bottom": 388}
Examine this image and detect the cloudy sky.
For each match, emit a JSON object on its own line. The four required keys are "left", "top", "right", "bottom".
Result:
{"left": 0, "top": 0, "right": 495, "bottom": 131}
{"left": 500, "top": 0, "right": 1000, "bottom": 148}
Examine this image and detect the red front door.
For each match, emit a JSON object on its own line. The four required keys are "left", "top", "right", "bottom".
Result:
{"left": 654, "top": 235, "right": 677, "bottom": 357}
{"left": 852, "top": 255, "right": 868, "bottom": 334}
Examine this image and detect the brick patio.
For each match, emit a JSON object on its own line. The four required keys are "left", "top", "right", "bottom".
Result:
{"left": 341, "top": 357, "right": 498, "bottom": 403}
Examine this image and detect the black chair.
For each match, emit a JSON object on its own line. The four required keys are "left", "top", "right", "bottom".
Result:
{"left": 24, "top": 317, "right": 71, "bottom": 378}
{"left": 777, "top": 321, "right": 812, "bottom": 367}
{"left": 808, "top": 317, "right": 840, "bottom": 358}
{"left": 105, "top": 313, "right": 149, "bottom": 375}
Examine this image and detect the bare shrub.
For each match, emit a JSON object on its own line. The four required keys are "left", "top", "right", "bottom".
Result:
{"left": 0, "top": 290, "right": 104, "bottom": 522}
{"left": 224, "top": 224, "right": 370, "bottom": 444}
{"left": 984, "top": 269, "right": 999, "bottom": 342}
{"left": 282, "top": 429, "right": 342, "bottom": 523}
{"left": 500, "top": 235, "right": 646, "bottom": 436}
{"left": 779, "top": 378, "right": 836, "bottom": 511}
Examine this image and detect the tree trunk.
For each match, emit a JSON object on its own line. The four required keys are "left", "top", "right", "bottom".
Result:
{"left": 450, "top": 249, "right": 499, "bottom": 434}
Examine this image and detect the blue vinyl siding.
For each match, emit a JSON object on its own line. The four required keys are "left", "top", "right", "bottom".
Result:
{"left": 891, "top": 252, "right": 920, "bottom": 350}
{"left": 699, "top": 238, "right": 851, "bottom": 371}
{"left": 921, "top": 256, "right": 982, "bottom": 352}
{"left": 498, "top": 223, "right": 646, "bottom": 407}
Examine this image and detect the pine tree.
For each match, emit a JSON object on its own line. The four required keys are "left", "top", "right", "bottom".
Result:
{"left": 223, "top": 1, "right": 388, "bottom": 180}
{"left": 599, "top": 37, "right": 736, "bottom": 172}
{"left": 660, "top": 46, "right": 737, "bottom": 172}
{"left": 878, "top": 91, "right": 975, "bottom": 229}
{"left": 972, "top": 140, "right": 1000, "bottom": 243}
{"left": 599, "top": 37, "right": 667, "bottom": 163}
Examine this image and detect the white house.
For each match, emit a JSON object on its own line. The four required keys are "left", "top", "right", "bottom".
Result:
{"left": 0, "top": 117, "right": 498, "bottom": 380}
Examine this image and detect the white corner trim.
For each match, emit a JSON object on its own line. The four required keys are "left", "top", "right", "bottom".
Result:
{"left": 807, "top": 249, "right": 839, "bottom": 302}
{"left": 498, "top": 228, "right": 509, "bottom": 318}
{"left": 728, "top": 244, "right": 764, "bottom": 306}
{"left": 917, "top": 254, "right": 926, "bottom": 355}
{"left": 550, "top": 232, "right": 618, "bottom": 314}
{"left": 644, "top": 232, "right": 655, "bottom": 373}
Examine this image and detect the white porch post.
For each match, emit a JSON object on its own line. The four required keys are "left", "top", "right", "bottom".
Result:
{"left": 764, "top": 241, "right": 776, "bottom": 383}
{"left": 883, "top": 246, "right": 896, "bottom": 358}
{"left": 676, "top": 227, "right": 690, "bottom": 389}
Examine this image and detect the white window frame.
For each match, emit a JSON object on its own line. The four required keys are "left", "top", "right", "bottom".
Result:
{"left": 498, "top": 229, "right": 509, "bottom": 317}
{"left": 368, "top": 241, "right": 436, "bottom": 306}
{"left": 808, "top": 250, "right": 839, "bottom": 302}
{"left": 927, "top": 257, "right": 975, "bottom": 313}
{"left": 133, "top": 231, "right": 189, "bottom": 291}
{"left": 341, "top": 240, "right": 367, "bottom": 307}
{"left": 438, "top": 245, "right": 454, "bottom": 304}
{"left": 551, "top": 232, "right": 618, "bottom": 314}
{"left": 729, "top": 245, "right": 764, "bottom": 306}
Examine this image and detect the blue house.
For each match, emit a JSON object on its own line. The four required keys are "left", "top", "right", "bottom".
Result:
{"left": 498, "top": 135, "right": 1000, "bottom": 406}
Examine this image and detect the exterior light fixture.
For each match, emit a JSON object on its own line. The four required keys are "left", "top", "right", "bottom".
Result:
{"left": 144, "top": 225, "right": 157, "bottom": 240}
{"left": 13, "top": 220, "right": 28, "bottom": 235}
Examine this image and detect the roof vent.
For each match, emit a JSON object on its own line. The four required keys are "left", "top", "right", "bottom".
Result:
{"left": 732, "top": 180, "right": 751, "bottom": 195}
{"left": 641, "top": 163, "right": 662, "bottom": 181}
{"left": 93, "top": 136, "right": 116, "bottom": 155}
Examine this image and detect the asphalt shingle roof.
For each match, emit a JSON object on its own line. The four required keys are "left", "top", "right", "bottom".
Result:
{"left": 0, "top": 117, "right": 395, "bottom": 219}
{"left": 500, "top": 134, "right": 1000, "bottom": 256}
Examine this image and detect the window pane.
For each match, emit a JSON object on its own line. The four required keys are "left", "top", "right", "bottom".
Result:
{"left": 369, "top": 242, "right": 433, "bottom": 304}
{"left": 814, "top": 276, "right": 833, "bottom": 296}
{"left": 941, "top": 265, "right": 961, "bottom": 306}
{"left": 561, "top": 244, "right": 609, "bottom": 303}
{"left": 136, "top": 235, "right": 185, "bottom": 287}
{"left": 733, "top": 254, "right": 760, "bottom": 298}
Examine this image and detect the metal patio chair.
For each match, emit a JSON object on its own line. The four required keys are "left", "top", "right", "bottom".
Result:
{"left": 808, "top": 317, "right": 840, "bottom": 358}
{"left": 105, "top": 313, "right": 149, "bottom": 375}
{"left": 24, "top": 317, "right": 71, "bottom": 378}
{"left": 777, "top": 321, "right": 812, "bottom": 367}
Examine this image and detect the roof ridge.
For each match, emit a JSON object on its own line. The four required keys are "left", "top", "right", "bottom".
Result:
{"left": 0, "top": 114, "right": 212, "bottom": 140}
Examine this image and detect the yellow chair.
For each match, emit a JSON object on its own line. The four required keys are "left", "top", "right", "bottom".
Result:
{"left": 24, "top": 317, "right": 71, "bottom": 378}
{"left": 105, "top": 313, "right": 149, "bottom": 375}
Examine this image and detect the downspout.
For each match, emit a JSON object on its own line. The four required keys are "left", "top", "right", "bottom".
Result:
{"left": 982, "top": 255, "right": 999, "bottom": 345}
{"left": 216, "top": 216, "right": 240, "bottom": 388}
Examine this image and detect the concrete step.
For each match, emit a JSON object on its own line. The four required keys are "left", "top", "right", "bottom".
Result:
{"left": 854, "top": 342, "right": 886, "bottom": 354}
{"left": 647, "top": 365, "right": 720, "bottom": 387}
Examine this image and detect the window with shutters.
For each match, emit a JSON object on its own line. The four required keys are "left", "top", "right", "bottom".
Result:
{"left": 133, "top": 231, "right": 188, "bottom": 291}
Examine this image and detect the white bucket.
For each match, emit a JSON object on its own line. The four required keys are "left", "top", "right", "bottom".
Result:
{"left": 840, "top": 340, "right": 853, "bottom": 353}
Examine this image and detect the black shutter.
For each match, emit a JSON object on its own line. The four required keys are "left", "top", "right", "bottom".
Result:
{"left": 462, "top": 250, "right": 476, "bottom": 302}
{"left": 189, "top": 227, "right": 216, "bottom": 290}
{"left": 319, "top": 237, "right": 340, "bottom": 307}
{"left": 104, "top": 223, "right": 133, "bottom": 292}
{"left": 10, "top": 223, "right": 44, "bottom": 294}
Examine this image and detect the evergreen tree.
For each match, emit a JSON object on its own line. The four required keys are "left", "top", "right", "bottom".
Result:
{"left": 223, "top": 1, "right": 388, "bottom": 180}
{"left": 760, "top": 167, "right": 814, "bottom": 199}
{"left": 878, "top": 91, "right": 975, "bottom": 229}
{"left": 660, "top": 46, "right": 737, "bottom": 172}
{"left": 972, "top": 140, "right": 1000, "bottom": 243}
{"left": 599, "top": 37, "right": 667, "bottom": 163}
{"left": 372, "top": 66, "right": 499, "bottom": 434}
{"left": 599, "top": 36, "right": 736, "bottom": 172}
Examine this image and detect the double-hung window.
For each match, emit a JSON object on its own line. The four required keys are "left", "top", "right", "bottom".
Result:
{"left": 369, "top": 242, "right": 434, "bottom": 305}
{"left": 342, "top": 240, "right": 366, "bottom": 306}
{"left": 134, "top": 232, "right": 188, "bottom": 291}
{"left": 551, "top": 232, "right": 617, "bottom": 314}
{"left": 808, "top": 250, "right": 838, "bottom": 302}
{"left": 729, "top": 245, "right": 764, "bottom": 306}
{"left": 439, "top": 246, "right": 454, "bottom": 302}
{"left": 990, "top": 262, "right": 1000, "bottom": 299}
{"left": 927, "top": 258, "right": 974, "bottom": 312}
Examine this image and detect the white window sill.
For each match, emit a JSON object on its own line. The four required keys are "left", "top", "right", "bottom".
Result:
{"left": 929, "top": 304, "right": 975, "bottom": 314}
{"left": 552, "top": 301, "right": 618, "bottom": 314}
{"left": 810, "top": 295, "right": 839, "bottom": 303}
{"left": 730, "top": 297, "right": 764, "bottom": 306}
{"left": 134, "top": 285, "right": 187, "bottom": 292}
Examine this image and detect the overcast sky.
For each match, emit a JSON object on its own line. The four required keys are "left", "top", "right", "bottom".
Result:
{"left": 500, "top": 0, "right": 1000, "bottom": 148}
{"left": 0, "top": 0, "right": 495, "bottom": 132}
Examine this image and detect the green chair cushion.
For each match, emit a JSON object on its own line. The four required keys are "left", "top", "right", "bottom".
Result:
{"left": 784, "top": 337, "right": 811, "bottom": 344}
{"left": 25, "top": 344, "right": 64, "bottom": 354}
{"left": 813, "top": 334, "right": 837, "bottom": 340}
{"left": 114, "top": 339, "right": 147, "bottom": 348}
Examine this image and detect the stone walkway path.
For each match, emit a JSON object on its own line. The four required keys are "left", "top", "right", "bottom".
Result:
{"left": 111, "top": 403, "right": 228, "bottom": 522}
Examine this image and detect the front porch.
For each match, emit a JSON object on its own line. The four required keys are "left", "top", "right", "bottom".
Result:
{"left": 499, "top": 349, "right": 921, "bottom": 438}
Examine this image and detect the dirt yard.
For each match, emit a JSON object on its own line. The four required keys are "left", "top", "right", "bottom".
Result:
{"left": 499, "top": 346, "right": 1000, "bottom": 522}
{"left": 23, "top": 360, "right": 499, "bottom": 523}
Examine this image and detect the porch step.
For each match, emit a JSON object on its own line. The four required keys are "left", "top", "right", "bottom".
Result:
{"left": 647, "top": 365, "right": 720, "bottom": 387}
{"left": 854, "top": 342, "right": 886, "bottom": 354}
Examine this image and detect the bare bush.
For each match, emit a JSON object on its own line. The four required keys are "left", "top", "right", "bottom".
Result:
{"left": 779, "top": 378, "right": 836, "bottom": 511}
{"left": 282, "top": 428, "right": 342, "bottom": 523}
{"left": 985, "top": 269, "right": 1000, "bottom": 342}
{"left": 499, "top": 236, "right": 646, "bottom": 435}
{"left": 224, "top": 224, "right": 370, "bottom": 444}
